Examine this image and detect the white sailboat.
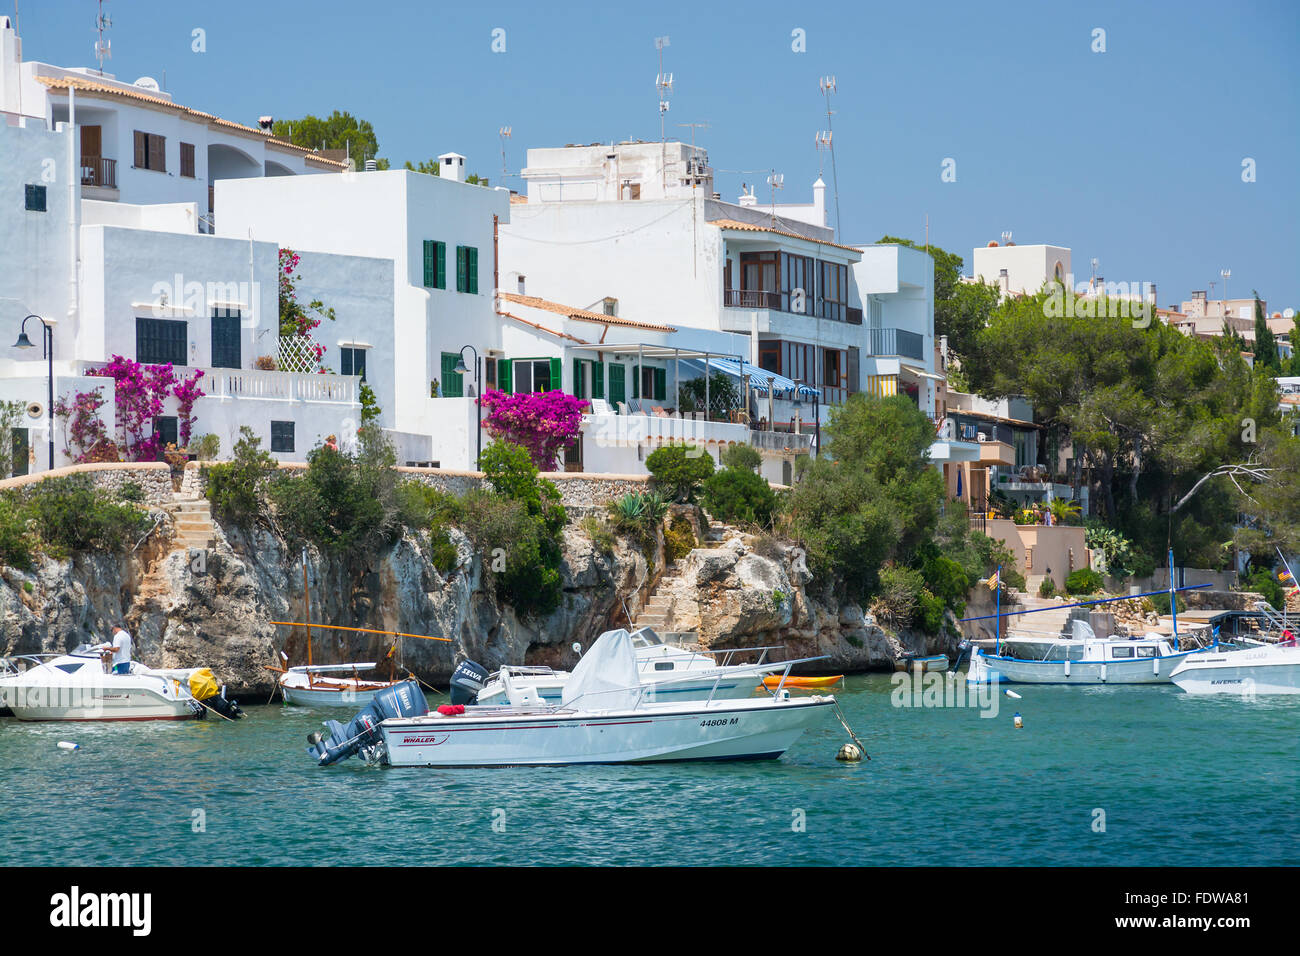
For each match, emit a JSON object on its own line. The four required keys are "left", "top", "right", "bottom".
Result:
{"left": 308, "top": 630, "right": 840, "bottom": 768}
{"left": 0, "top": 647, "right": 242, "bottom": 721}
{"left": 1170, "top": 642, "right": 1300, "bottom": 695}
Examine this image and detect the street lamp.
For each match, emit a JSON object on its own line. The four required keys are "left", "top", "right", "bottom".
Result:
{"left": 13, "top": 314, "right": 54, "bottom": 471}
{"left": 453, "top": 345, "right": 482, "bottom": 468}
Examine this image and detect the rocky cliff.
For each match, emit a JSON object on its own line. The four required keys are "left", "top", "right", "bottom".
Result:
{"left": 0, "top": 507, "right": 956, "bottom": 695}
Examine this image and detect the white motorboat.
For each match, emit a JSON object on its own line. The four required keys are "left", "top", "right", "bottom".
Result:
{"left": 468, "top": 627, "right": 778, "bottom": 706}
{"left": 1170, "top": 643, "right": 1300, "bottom": 695}
{"left": 967, "top": 634, "right": 1205, "bottom": 685}
{"left": 0, "top": 646, "right": 243, "bottom": 721}
{"left": 308, "top": 630, "right": 838, "bottom": 768}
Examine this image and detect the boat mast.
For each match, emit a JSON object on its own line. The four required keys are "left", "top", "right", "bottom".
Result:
{"left": 302, "top": 548, "right": 314, "bottom": 687}
{"left": 1169, "top": 547, "right": 1177, "bottom": 650}
{"left": 995, "top": 564, "right": 1002, "bottom": 655}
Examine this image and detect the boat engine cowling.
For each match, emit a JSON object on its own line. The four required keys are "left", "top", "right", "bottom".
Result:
{"left": 307, "top": 680, "right": 428, "bottom": 766}
{"left": 449, "top": 659, "right": 489, "bottom": 706}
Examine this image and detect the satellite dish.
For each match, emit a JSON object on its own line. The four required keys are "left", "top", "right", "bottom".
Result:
{"left": 133, "top": 76, "right": 160, "bottom": 92}
{"left": 1285, "top": 309, "right": 1296, "bottom": 320}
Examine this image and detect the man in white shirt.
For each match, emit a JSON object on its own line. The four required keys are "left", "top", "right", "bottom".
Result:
{"left": 97, "top": 625, "right": 133, "bottom": 674}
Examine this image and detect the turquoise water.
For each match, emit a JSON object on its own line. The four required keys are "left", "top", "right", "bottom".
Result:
{"left": 2, "top": 675, "right": 1296, "bottom": 866}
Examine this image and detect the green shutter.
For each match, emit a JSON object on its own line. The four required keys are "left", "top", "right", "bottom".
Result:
{"left": 549, "top": 357, "right": 561, "bottom": 393}
{"left": 653, "top": 367, "right": 666, "bottom": 401}
{"left": 467, "top": 247, "right": 478, "bottom": 294}
{"left": 422, "top": 240, "right": 435, "bottom": 287}
{"left": 499, "top": 358, "right": 512, "bottom": 393}
{"left": 440, "top": 353, "right": 463, "bottom": 397}
{"left": 573, "top": 358, "right": 583, "bottom": 398}
{"left": 608, "top": 363, "right": 625, "bottom": 404}
{"left": 456, "top": 246, "right": 467, "bottom": 292}
{"left": 592, "top": 361, "right": 604, "bottom": 400}
{"left": 632, "top": 365, "right": 640, "bottom": 400}
{"left": 435, "top": 242, "right": 446, "bottom": 289}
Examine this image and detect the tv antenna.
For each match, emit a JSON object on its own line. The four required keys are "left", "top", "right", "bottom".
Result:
{"left": 1221, "top": 268, "right": 1231, "bottom": 314}
{"left": 814, "top": 130, "right": 832, "bottom": 177}
{"left": 819, "top": 75, "right": 842, "bottom": 242}
{"left": 94, "top": 0, "right": 112, "bottom": 76}
{"left": 767, "top": 170, "right": 784, "bottom": 225}
{"left": 498, "top": 126, "right": 512, "bottom": 182}
{"left": 655, "top": 36, "right": 672, "bottom": 193}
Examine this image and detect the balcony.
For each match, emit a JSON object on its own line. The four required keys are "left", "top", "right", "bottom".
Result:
{"left": 748, "top": 429, "right": 814, "bottom": 454}
{"left": 76, "top": 361, "right": 359, "bottom": 405}
{"left": 80, "top": 156, "right": 117, "bottom": 190}
{"left": 724, "top": 289, "right": 782, "bottom": 310}
{"left": 866, "top": 327, "right": 925, "bottom": 361}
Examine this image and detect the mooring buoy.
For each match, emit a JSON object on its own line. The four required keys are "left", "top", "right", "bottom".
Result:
{"left": 836, "top": 743, "right": 863, "bottom": 762}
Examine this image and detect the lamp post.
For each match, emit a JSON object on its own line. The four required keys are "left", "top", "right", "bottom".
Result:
{"left": 453, "top": 345, "right": 482, "bottom": 468}
{"left": 13, "top": 314, "right": 54, "bottom": 471}
{"left": 791, "top": 389, "right": 802, "bottom": 436}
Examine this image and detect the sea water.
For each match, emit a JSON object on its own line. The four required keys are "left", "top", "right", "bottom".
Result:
{"left": 1, "top": 675, "right": 1296, "bottom": 866}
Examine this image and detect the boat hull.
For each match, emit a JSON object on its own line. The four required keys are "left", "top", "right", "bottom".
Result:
{"left": 1170, "top": 646, "right": 1300, "bottom": 695}
{"left": 5, "top": 683, "right": 197, "bottom": 721}
{"left": 381, "top": 695, "right": 835, "bottom": 767}
{"left": 473, "top": 673, "right": 762, "bottom": 707}
{"left": 967, "top": 648, "right": 1200, "bottom": 684}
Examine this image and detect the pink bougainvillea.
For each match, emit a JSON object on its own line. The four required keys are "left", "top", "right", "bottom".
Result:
{"left": 279, "top": 248, "right": 333, "bottom": 369}
{"left": 479, "top": 389, "right": 588, "bottom": 470}
{"left": 53, "top": 389, "right": 111, "bottom": 462}
{"left": 87, "top": 355, "right": 205, "bottom": 461}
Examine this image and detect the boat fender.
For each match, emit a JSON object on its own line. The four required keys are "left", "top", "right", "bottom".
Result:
{"left": 1005, "top": 689, "right": 1022, "bottom": 699}
{"left": 1100, "top": 663, "right": 1107, "bottom": 683}
{"left": 449, "top": 660, "right": 490, "bottom": 707}
{"left": 1063, "top": 659, "right": 1071, "bottom": 678}
{"left": 1013, "top": 712, "right": 1023, "bottom": 729}
{"left": 57, "top": 741, "right": 79, "bottom": 751}
{"left": 1153, "top": 658, "right": 1160, "bottom": 677}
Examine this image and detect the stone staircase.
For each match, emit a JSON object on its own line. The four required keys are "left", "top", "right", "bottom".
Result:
{"left": 630, "top": 510, "right": 727, "bottom": 632}
{"left": 162, "top": 493, "right": 217, "bottom": 552}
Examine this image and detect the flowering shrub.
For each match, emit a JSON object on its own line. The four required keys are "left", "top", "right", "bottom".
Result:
{"left": 53, "top": 389, "right": 110, "bottom": 462}
{"left": 279, "top": 248, "right": 334, "bottom": 369}
{"left": 87, "top": 356, "right": 205, "bottom": 462}
{"left": 479, "top": 389, "right": 588, "bottom": 470}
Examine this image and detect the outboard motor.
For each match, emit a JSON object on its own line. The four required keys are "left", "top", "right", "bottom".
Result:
{"left": 205, "top": 689, "right": 244, "bottom": 720}
{"left": 449, "top": 659, "right": 489, "bottom": 706}
{"left": 307, "top": 680, "right": 428, "bottom": 766}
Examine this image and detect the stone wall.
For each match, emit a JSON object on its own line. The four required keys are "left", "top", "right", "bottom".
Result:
{"left": 0, "top": 462, "right": 174, "bottom": 505}
{"left": 181, "top": 461, "right": 651, "bottom": 510}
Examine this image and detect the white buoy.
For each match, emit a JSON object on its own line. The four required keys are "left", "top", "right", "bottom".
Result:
{"left": 836, "top": 743, "right": 863, "bottom": 762}
{"left": 1005, "top": 689, "right": 1022, "bottom": 699}
{"left": 57, "top": 741, "right": 79, "bottom": 751}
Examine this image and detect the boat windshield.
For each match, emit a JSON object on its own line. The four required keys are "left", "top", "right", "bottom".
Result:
{"left": 630, "top": 628, "right": 664, "bottom": 648}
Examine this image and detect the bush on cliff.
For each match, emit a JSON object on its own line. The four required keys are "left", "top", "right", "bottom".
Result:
{"left": 19, "top": 474, "right": 150, "bottom": 557}
{"left": 203, "top": 426, "right": 277, "bottom": 525}
{"left": 645, "top": 444, "right": 715, "bottom": 503}
{"left": 702, "top": 466, "right": 777, "bottom": 526}
{"left": 0, "top": 493, "right": 34, "bottom": 569}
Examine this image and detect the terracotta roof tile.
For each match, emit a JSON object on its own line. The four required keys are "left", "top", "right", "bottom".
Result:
{"left": 498, "top": 292, "right": 675, "bottom": 333}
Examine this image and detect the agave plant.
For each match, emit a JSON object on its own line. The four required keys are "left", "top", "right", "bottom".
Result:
{"left": 640, "top": 491, "right": 669, "bottom": 529}
{"left": 609, "top": 492, "right": 645, "bottom": 531}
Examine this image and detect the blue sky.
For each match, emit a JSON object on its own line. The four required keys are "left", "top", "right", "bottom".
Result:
{"left": 15, "top": 0, "right": 1300, "bottom": 309}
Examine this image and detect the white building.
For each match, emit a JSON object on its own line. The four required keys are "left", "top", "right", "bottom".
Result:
{"left": 1, "top": 110, "right": 393, "bottom": 475}
{"left": 971, "top": 240, "right": 1071, "bottom": 296}
{"left": 0, "top": 16, "right": 344, "bottom": 228}
{"left": 213, "top": 166, "right": 512, "bottom": 464}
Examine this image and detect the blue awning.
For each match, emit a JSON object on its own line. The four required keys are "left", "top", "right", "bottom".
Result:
{"left": 677, "top": 357, "right": 821, "bottom": 399}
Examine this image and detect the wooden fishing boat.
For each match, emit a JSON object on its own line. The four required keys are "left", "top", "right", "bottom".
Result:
{"left": 893, "top": 654, "right": 949, "bottom": 673}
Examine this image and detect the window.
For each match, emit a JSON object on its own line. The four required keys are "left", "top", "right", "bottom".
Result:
{"left": 341, "top": 347, "right": 367, "bottom": 380}
{"left": 509, "top": 358, "right": 557, "bottom": 394}
{"left": 1136, "top": 646, "right": 1156, "bottom": 658}
{"left": 602, "top": 298, "right": 618, "bottom": 316}
{"left": 818, "top": 260, "right": 847, "bottom": 321}
{"left": 210, "top": 309, "right": 241, "bottom": 369}
{"left": 847, "top": 347, "right": 860, "bottom": 394}
{"left": 456, "top": 246, "right": 479, "bottom": 293}
{"left": 136, "top": 318, "right": 187, "bottom": 366}
{"left": 484, "top": 357, "right": 498, "bottom": 390}
{"left": 179, "top": 142, "right": 196, "bottom": 178}
{"left": 758, "top": 342, "right": 781, "bottom": 374}
{"left": 24, "top": 184, "right": 46, "bottom": 211}
{"left": 1111, "top": 646, "right": 1135, "bottom": 659}
{"left": 440, "top": 353, "right": 464, "bottom": 397}
{"left": 271, "top": 421, "right": 295, "bottom": 453}
{"left": 423, "top": 240, "right": 446, "bottom": 289}
{"left": 653, "top": 662, "right": 674, "bottom": 671}
{"left": 740, "top": 252, "right": 779, "bottom": 294}
{"left": 622, "top": 182, "right": 641, "bottom": 200}
{"left": 133, "top": 130, "right": 166, "bottom": 172}
{"left": 781, "top": 253, "right": 815, "bottom": 313}
{"left": 153, "top": 416, "right": 178, "bottom": 449}
{"left": 822, "top": 348, "right": 843, "bottom": 390}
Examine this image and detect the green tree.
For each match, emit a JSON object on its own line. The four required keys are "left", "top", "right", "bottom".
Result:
{"left": 1253, "top": 291, "right": 1280, "bottom": 372}
{"left": 271, "top": 111, "right": 389, "bottom": 168}
{"left": 645, "top": 445, "right": 716, "bottom": 502}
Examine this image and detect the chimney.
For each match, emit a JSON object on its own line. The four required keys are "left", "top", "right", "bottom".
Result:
{"left": 812, "top": 177, "right": 826, "bottom": 226}
{"left": 999, "top": 268, "right": 1009, "bottom": 295}
{"left": 738, "top": 183, "right": 757, "bottom": 207}
{"left": 438, "top": 151, "right": 466, "bottom": 183}
{"left": 364, "top": 158, "right": 378, "bottom": 172}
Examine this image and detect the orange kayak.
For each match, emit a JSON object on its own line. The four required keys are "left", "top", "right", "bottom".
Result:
{"left": 763, "top": 674, "right": 844, "bottom": 689}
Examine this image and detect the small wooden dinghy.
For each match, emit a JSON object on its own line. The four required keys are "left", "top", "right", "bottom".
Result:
{"left": 894, "top": 654, "right": 949, "bottom": 673}
{"left": 762, "top": 674, "right": 844, "bottom": 689}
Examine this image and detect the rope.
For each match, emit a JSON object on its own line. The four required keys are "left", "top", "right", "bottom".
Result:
{"left": 191, "top": 695, "right": 237, "bottom": 722}
{"left": 832, "top": 701, "right": 870, "bottom": 760}
{"left": 402, "top": 668, "right": 445, "bottom": 697}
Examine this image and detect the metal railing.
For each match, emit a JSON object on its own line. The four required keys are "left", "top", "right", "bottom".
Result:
{"left": 866, "top": 327, "right": 925, "bottom": 360}
{"left": 747, "top": 429, "right": 814, "bottom": 453}
{"left": 81, "top": 156, "right": 117, "bottom": 189}
{"left": 723, "top": 288, "right": 782, "bottom": 310}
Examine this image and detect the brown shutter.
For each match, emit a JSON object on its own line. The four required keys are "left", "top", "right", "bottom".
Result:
{"left": 149, "top": 135, "right": 166, "bottom": 172}
{"left": 81, "top": 125, "right": 101, "bottom": 158}
{"left": 134, "top": 130, "right": 147, "bottom": 168}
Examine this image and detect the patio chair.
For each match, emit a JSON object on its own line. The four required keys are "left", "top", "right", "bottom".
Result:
{"left": 589, "top": 398, "right": 613, "bottom": 416}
